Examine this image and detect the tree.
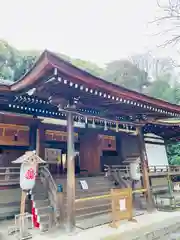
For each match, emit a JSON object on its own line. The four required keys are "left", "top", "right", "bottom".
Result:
{"left": 155, "top": 0, "right": 180, "bottom": 46}
{"left": 0, "top": 40, "right": 39, "bottom": 81}
{"left": 13, "top": 56, "right": 37, "bottom": 81}
{"left": 72, "top": 59, "right": 104, "bottom": 77}
{"left": 0, "top": 40, "right": 20, "bottom": 80}
{"left": 147, "top": 73, "right": 175, "bottom": 102}
{"left": 104, "top": 60, "right": 149, "bottom": 93}
{"left": 167, "top": 142, "right": 180, "bottom": 165}
{"left": 130, "top": 53, "right": 176, "bottom": 83}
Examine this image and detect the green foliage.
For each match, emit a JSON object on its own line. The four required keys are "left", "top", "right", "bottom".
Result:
{"left": 72, "top": 59, "right": 105, "bottom": 77}
{"left": 104, "top": 60, "right": 149, "bottom": 92}
{"left": 13, "top": 55, "right": 37, "bottom": 81}
{"left": 167, "top": 143, "right": 180, "bottom": 165}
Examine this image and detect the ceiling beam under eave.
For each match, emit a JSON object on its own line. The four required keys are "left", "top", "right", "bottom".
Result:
{"left": 0, "top": 112, "right": 41, "bottom": 126}
{"left": 147, "top": 119, "right": 180, "bottom": 127}
{"left": 166, "top": 131, "right": 180, "bottom": 142}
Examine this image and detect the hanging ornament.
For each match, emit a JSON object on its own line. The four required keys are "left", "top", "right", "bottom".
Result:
{"left": 104, "top": 120, "right": 108, "bottom": 131}
{"left": 85, "top": 116, "right": 88, "bottom": 124}
{"left": 116, "top": 122, "right": 119, "bottom": 132}
{"left": 126, "top": 125, "right": 129, "bottom": 132}
{"left": 54, "top": 68, "right": 58, "bottom": 75}
{"left": 92, "top": 118, "right": 96, "bottom": 128}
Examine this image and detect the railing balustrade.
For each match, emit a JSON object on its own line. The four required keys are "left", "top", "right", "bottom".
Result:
{"left": 0, "top": 167, "right": 20, "bottom": 185}
{"left": 40, "top": 166, "right": 60, "bottom": 224}
{"left": 105, "top": 164, "right": 180, "bottom": 177}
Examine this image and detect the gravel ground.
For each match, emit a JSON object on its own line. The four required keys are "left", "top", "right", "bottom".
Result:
{"left": 0, "top": 211, "right": 180, "bottom": 240}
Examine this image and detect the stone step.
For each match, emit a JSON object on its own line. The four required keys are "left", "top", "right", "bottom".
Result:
{"left": 63, "top": 190, "right": 110, "bottom": 200}
{"left": 38, "top": 213, "right": 53, "bottom": 232}
{"left": 63, "top": 198, "right": 111, "bottom": 220}
{"left": 33, "top": 199, "right": 50, "bottom": 208}
{"left": 76, "top": 203, "right": 110, "bottom": 219}
{"left": 75, "top": 198, "right": 111, "bottom": 209}
{"left": 32, "top": 193, "right": 48, "bottom": 201}
{"left": 76, "top": 208, "right": 110, "bottom": 221}
{"left": 32, "top": 186, "right": 47, "bottom": 193}
{"left": 35, "top": 206, "right": 53, "bottom": 216}
{"left": 40, "top": 222, "right": 50, "bottom": 232}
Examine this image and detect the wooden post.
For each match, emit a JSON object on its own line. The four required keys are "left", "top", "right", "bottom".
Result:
{"left": 36, "top": 128, "right": 40, "bottom": 156}
{"left": 110, "top": 188, "right": 135, "bottom": 228}
{"left": 20, "top": 190, "right": 27, "bottom": 238}
{"left": 56, "top": 191, "right": 65, "bottom": 225}
{"left": 66, "top": 111, "right": 75, "bottom": 232}
{"left": 38, "top": 126, "right": 45, "bottom": 160}
{"left": 20, "top": 190, "right": 27, "bottom": 215}
{"left": 137, "top": 127, "right": 154, "bottom": 211}
{"left": 29, "top": 124, "right": 37, "bottom": 151}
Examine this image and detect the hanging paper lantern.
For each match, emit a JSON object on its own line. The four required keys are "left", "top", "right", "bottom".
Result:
{"left": 20, "top": 163, "right": 37, "bottom": 190}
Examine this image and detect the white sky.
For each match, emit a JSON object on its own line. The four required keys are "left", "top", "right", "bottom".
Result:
{"left": 0, "top": 0, "right": 178, "bottom": 66}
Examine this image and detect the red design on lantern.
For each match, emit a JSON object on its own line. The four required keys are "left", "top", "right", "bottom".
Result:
{"left": 25, "top": 168, "right": 35, "bottom": 180}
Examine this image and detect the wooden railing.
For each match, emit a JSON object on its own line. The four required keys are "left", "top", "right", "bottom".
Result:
{"left": 40, "top": 166, "right": 60, "bottom": 224}
{"left": 0, "top": 167, "right": 20, "bottom": 185}
{"left": 74, "top": 187, "right": 147, "bottom": 227}
{"left": 148, "top": 165, "right": 180, "bottom": 175}
{"left": 104, "top": 164, "right": 180, "bottom": 177}
{"left": 0, "top": 165, "right": 44, "bottom": 186}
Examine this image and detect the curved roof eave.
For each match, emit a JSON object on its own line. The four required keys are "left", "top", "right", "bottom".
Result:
{"left": 8, "top": 50, "right": 180, "bottom": 113}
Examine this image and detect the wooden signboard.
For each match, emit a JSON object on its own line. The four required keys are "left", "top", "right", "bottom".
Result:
{"left": 110, "top": 188, "right": 135, "bottom": 228}
{"left": 45, "top": 130, "right": 78, "bottom": 142}
{"left": 99, "top": 135, "right": 116, "bottom": 151}
{"left": 45, "top": 148, "right": 61, "bottom": 164}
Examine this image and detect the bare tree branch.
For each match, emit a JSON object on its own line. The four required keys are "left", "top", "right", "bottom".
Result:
{"left": 153, "top": 0, "right": 180, "bottom": 47}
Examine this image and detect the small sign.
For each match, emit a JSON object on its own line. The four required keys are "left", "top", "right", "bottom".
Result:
{"left": 80, "top": 180, "right": 88, "bottom": 190}
{"left": 174, "top": 184, "right": 180, "bottom": 191}
{"left": 119, "top": 198, "right": 126, "bottom": 211}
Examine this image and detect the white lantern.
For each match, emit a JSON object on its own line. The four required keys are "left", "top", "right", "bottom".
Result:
{"left": 20, "top": 162, "right": 36, "bottom": 190}
{"left": 12, "top": 151, "right": 46, "bottom": 191}
{"left": 130, "top": 160, "right": 141, "bottom": 181}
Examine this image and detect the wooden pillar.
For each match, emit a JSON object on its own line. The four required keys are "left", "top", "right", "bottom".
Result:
{"left": 38, "top": 126, "right": 45, "bottom": 159}
{"left": 66, "top": 112, "right": 75, "bottom": 232}
{"left": 137, "top": 127, "right": 154, "bottom": 211}
{"left": 80, "top": 130, "right": 101, "bottom": 174}
{"left": 29, "top": 124, "right": 37, "bottom": 151}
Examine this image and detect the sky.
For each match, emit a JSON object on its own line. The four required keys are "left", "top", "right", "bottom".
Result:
{"left": 0, "top": 0, "right": 178, "bottom": 66}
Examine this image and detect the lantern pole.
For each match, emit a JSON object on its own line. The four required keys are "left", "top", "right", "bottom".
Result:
{"left": 66, "top": 111, "right": 75, "bottom": 232}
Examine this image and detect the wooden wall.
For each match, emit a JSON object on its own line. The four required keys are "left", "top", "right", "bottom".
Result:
{"left": 80, "top": 131, "right": 102, "bottom": 174}
{"left": 0, "top": 124, "right": 29, "bottom": 146}
{"left": 0, "top": 149, "right": 25, "bottom": 167}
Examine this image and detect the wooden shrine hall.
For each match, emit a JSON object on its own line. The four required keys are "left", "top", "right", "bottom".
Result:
{"left": 0, "top": 50, "right": 180, "bottom": 230}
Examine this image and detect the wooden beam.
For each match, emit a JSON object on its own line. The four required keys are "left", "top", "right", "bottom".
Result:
{"left": 0, "top": 112, "right": 40, "bottom": 125}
